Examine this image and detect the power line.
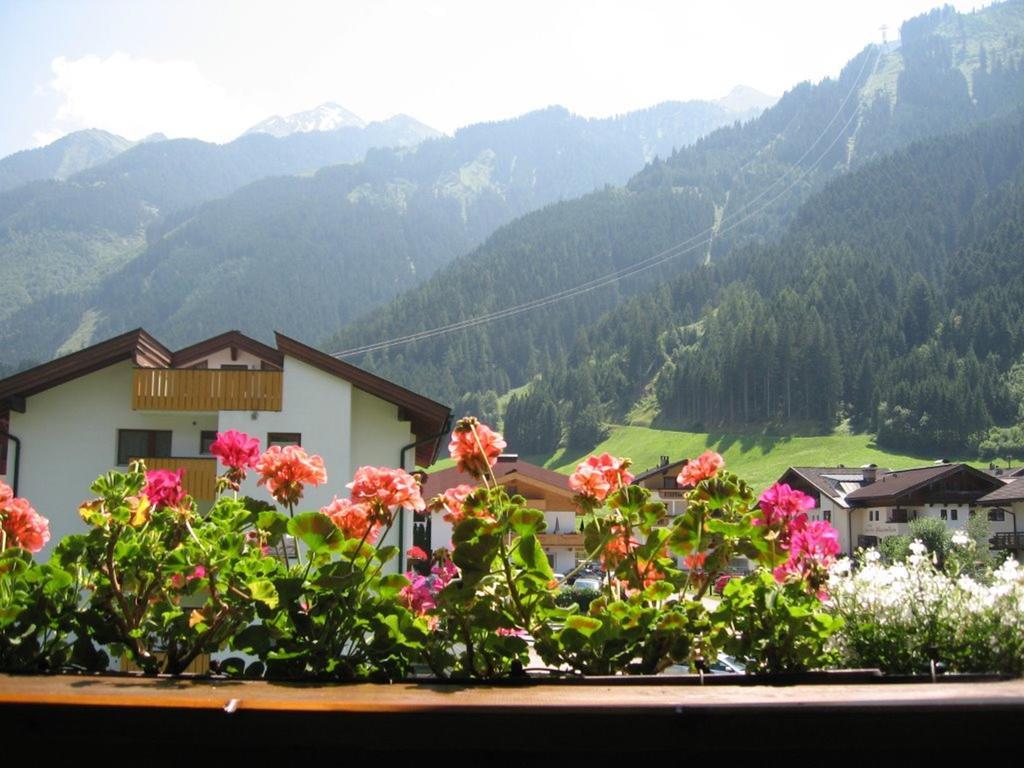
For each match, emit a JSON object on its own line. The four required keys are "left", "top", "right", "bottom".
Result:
{"left": 332, "top": 47, "right": 880, "bottom": 360}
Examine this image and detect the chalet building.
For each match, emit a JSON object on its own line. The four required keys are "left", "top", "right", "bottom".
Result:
{"left": 842, "top": 463, "right": 1009, "bottom": 550}
{"left": 421, "top": 455, "right": 583, "bottom": 574}
{"left": 977, "top": 479, "right": 1024, "bottom": 556}
{"left": 632, "top": 456, "right": 689, "bottom": 517}
{"left": 774, "top": 467, "right": 875, "bottom": 555}
{"left": 0, "top": 328, "right": 450, "bottom": 565}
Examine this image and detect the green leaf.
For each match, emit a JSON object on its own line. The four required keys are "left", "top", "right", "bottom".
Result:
{"left": 511, "top": 535, "right": 553, "bottom": 578}
{"left": 564, "top": 615, "right": 603, "bottom": 637}
{"left": 257, "top": 510, "right": 289, "bottom": 536}
{"left": 378, "top": 573, "right": 409, "bottom": 600}
{"left": 249, "top": 578, "right": 279, "bottom": 608}
{"left": 287, "top": 512, "right": 344, "bottom": 554}
{"left": 509, "top": 508, "right": 546, "bottom": 536}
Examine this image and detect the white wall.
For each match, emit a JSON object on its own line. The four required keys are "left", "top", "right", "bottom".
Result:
{"left": 545, "top": 510, "right": 576, "bottom": 534}
{"left": 187, "top": 349, "right": 268, "bottom": 370}
{"left": 9, "top": 361, "right": 217, "bottom": 557}
{"left": 223, "top": 355, "right": 353, "bottom": 515}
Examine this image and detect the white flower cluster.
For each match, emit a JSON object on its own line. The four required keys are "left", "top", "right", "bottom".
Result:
{"left": 827, "top": 546, "right": 1024, "bottom": 674}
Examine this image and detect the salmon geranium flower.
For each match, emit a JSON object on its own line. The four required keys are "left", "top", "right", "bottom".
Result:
{"left": 347, "top": 466, "right": 425, "bottom": 515}
{"left": 256, "top": 445, "right": 327, "bottom": 509}
{"left": 448, "top": 417, "right": 506, "bottom": 478}
{"left": 321, "top": 496, "right": 380, "bottom": 543}
{"left": 0, "top": 481, "right": 50, "bottom": 553}
{"left": 570, "top": 453, "right": 634, "bottom": 502}
{"left": 677, "top": 450, "right": 724, "bottom": 488}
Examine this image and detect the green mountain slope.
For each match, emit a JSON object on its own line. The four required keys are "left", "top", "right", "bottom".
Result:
{"left": 0, "top": 97, "right": 766, "bottom": 362}
{"left": 0, "top": 129, "right": 134, "bottom": 192}
{"left": 0, "top": 116, "right": 440, "bottom": 330}
{"left": 325, "top": 1, "right": 1024, "bottom": 457}
{"left": 325, "top": 3, "right": 1024, "bottom": 411}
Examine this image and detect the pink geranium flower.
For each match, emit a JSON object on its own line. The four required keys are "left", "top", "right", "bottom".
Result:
{"left": 347, "top": 466, "right": 425, "bottom": 514}
{"left": 256, "top": 445, "right": 326, "bottom": 508}
{"left": 0, "top": 482, "right": 50, "bottom": 554}
{"left": 321, "top": 497, "right": 380, "bottom": 543}
{"left": 144, "top": 469, "right": 186, "bottom": 509}
{"left": 448, "top": 418, "right": 506, "bottom": 478}
{"left": 677, "top": 451, "right": 724, "bottom": 488}
{"left": 210, "top": 430, "right": 261, "bottom": 488}
{"left": 757, "top": 482, "right": 815, "bottom": 529}
{"left": 772, "top": 520, "right": 840, "bottom": 599}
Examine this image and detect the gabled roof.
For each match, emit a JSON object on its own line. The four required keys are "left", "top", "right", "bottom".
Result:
{"left": 778, "top": 467, "right": 873, "bottom": 509}
{"left": 0, "top": 328, "right": 171, "bottom": 409}
{"left": 978, "top": 478, "right": 1024, "bottom": 505}
{"left": 273, "top": 333, "right": 450, "bottom": 466}
{"left": 633, "top": 459, "right": 688, "bottom": 484}
{"left": 0, "top": 328, "right": 451, "bottom": 466}
{"left": 844, "top": 463, "right": 1001, "bottom": 506}
{"left": 421, "top": 455, "right": 575, "bottom": 504}
{"left": 172, "top": 330, "right": 283, "bottom": 368}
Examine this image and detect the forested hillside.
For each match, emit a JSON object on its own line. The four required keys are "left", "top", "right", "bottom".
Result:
{"left": 327, "top": 2, "right": 1024, "bottom": 456}
{"left": 0, "top": 129, "right": 135, "bottom": 192}
{"left": 0, "top": 115, "right": 439, "bottom": 331}
{"left": 0, "top": 96, "right": 764, "bottom": 363}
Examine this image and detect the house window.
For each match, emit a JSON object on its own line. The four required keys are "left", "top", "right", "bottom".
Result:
{"left": 199, "top": 430, "right": 218, "bottom": 454}
{"left": 267, "top": 432, "right": 301, "bottom": 448}
{"left": 117, "top": 429, "right": 171, "bottom": 466}
{"left": 940, "top": 509, "right": 948, "bottom": 520}
{"left": 950, "top": 509, "right": 958, "bottom": 521}
{"left": 824, "top": 510, "right": 832, "bottom": 522}
{"left": 662, "top": 476, "right": 678, "bottom": 490}
{"left": 221, "top": 364, "right": 249, "bottom": 371}
{"left": 887, "top": 509, "right": 908, "bottom": 524}
{"left": 989, "top": 509, "right": 1006, "bottom": 522}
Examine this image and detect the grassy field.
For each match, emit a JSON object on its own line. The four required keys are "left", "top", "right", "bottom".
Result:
{"left": 429, "top": 424, "right": 982, "bottom": 492}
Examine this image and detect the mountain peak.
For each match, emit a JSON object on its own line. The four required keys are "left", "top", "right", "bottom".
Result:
{"left": 244, "top": 103, "right": 367, "bottom": 138}
{"left": 716, "top": 85, "right": 777, "bottom": 114}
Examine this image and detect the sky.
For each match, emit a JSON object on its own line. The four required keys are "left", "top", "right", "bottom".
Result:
{"left": 0, "top": 0, "right": 991, "bottom": 158}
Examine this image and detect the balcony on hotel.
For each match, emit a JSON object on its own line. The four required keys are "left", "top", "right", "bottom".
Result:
{"left": 132, "top": 368, "right": 283, "bottom": 412}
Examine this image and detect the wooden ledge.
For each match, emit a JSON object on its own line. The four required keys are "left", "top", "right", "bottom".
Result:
{"left": 2, "top": 674, "right": 1022, "bottom": 753}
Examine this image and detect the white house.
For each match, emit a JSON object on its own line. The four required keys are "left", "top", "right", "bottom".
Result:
{"left": 837, "top": 463, "right": 1014, "bottom": 554}
{"left": 0, "top": 328, "right": 450, "bottom": 568}
{"left": 773, "top": 466, "right": 877, "bottom": 556}
{"left": 420, "top": 455, "right": 583, "bottom": 574}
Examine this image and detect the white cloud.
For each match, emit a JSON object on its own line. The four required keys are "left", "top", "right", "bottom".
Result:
{"left": 32, "top": 129, "right": 65, "bottom": 148}
{"left": 41, "top": 53, "right": 262, "bottom": 143}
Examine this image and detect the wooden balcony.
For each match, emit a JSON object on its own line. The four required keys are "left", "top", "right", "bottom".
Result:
{"left": 132, "top": 368, "right": 283, "bottom": 412}
{"left": 140, "top": 457, "right": 217, "bottom": 501}
{"left": 991, "top": 532, "right": 1024, "bottom": 551}
{"left": 538, "top": 533, "right": 584, "bottom": 547}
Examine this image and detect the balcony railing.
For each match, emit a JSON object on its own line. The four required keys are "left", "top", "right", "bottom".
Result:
{"left": 132, "top": 369, "right": 283, "bottom": 412}
{"left": 538, "top": 533, "right": 584, "bottom": 547}
{"left": 991, "top": 532, "right": 1024, "bottom": 551}
{"left": 139, "top": 457, "right": 217, "bottom": 501}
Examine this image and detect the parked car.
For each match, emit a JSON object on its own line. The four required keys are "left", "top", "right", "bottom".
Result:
{"left": 660, "top": 655, "right": 745, "bottom": 675}
{"left": 571, "top": 577, "right": 602, "bottom": 593}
